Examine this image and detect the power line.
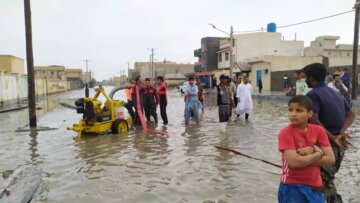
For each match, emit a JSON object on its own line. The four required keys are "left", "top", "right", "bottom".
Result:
{"left": 234, "top": 10, "right": 355, "bottom": 33}
{"left": 156, "top": 0, "right": 238, "bottom": 50}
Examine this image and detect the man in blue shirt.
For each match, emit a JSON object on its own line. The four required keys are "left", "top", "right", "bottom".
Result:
{"left": 303, "top": 63, "right": 355, "bottom": 203}
{"left": 341, "top": 68, "right": 350, "bottom": 89}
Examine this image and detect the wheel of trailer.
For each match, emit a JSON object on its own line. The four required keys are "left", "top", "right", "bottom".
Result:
{"left": 111, "top": 119, "right": 129, "bottom": 134}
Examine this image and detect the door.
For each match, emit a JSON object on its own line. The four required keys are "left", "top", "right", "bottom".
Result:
{"left": 256, "top": 70, "right": 262, "bottom": 87}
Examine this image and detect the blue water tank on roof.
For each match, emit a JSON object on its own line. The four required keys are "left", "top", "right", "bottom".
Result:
{"left": 267, "top": 23, "right": 277, "bottom": 32}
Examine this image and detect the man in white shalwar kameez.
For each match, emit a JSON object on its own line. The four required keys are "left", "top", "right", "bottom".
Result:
{"left": 236, "top": 76, "right": 253, "bottom": 120}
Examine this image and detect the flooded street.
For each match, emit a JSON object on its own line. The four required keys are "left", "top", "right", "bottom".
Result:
{"left": 1, "top": 87, "right": 360, "bottom": 203}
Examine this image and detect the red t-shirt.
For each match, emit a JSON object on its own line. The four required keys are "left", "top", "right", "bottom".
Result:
{"left": 278, "top": 124, "right": 331, "bottom": 187}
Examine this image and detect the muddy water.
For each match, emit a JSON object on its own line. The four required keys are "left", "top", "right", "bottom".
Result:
{"left": 0, "top": 87, "right": 359, "bottom": 202}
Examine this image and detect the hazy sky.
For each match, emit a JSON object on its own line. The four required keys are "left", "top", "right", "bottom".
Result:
{"left": 0, "top": 0, "right": 357, "bottom": 80}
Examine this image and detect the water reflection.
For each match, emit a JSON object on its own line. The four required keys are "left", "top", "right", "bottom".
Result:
{"left": 73, "top": 133, "right": 131, "bottom": 178}
{"left": 28, "top": 129, "right": 40, "bottom": 164}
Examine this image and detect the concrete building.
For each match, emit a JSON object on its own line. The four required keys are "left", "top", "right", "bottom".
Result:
{"left": 217, "top": 38, "right": 231, "bottom": 70}
{"left": 113, "top": 75, "right": 127, "bottom": 86}
{"left": 247, "top": 55, "right": 323, "bottom": 91}
{"left": 212, "top": 32, "right": 304, "bottom": 85}
{"left": 235, "top": 32, "right": 304, "bottom": 62}
{"left": 0, "top": 55, "right": 25, "bottom": 74}
{"left": 34, "top": 65, "right": 66, "bottom": 80}
{"left": 194, "top": 37, "right": 225, "bottom": 72}
{"left": 128, "top": 69, "right": 140, "bottom": 81}
{"left": 65, "top": 69, "right": 83, "bottom": 90}
{"left": 304, "top": 35, "right": 360, "bottom": 67}
{"left": 193, "top": 37, "right": 225, "bottom": 87}
{"left": 134, "top": 61, "right": 193, "bottom": 87}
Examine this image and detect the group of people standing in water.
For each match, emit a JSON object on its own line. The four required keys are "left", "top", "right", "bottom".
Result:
{"left": 124, "top": 76, "right": 168, "bottom": 126}
{"left": 125, "top": 73, "right": 254, "bottom": 127}
{"left": 124, "top": 62, "right": 355, "bottom": 202}
{"left": 180, "top": 74, "right": 254, "bottom": 126}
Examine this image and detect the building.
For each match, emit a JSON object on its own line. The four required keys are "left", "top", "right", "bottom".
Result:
{"left": 34, "top": 65, "right": 66, "bottom": 80}
{"left": 209, "top": 31, "right": 304, "bottom": 87}
{"left": 0, "top": 55, "right": 25, "bottom": 74}
{"left": 193, "top": 37, "right": 225, "bottom": 87}
{"left": 235, "top": 32, "right": 304, "bottom": 63}
{"left": 217, "top": 38, "right": 231, "bottom": 70}
{"left": 194, "top": 37, "right": 225, "bottom": 72}
{"left": 65, "top": 69, "right": 83, "bottom": 90}
{"left": 128, "top": 69, "right": 139, "bottom": 80}
{"left": 247, "top": 55, "right": 323, "bottom": 91}
{"left": 304, "top": 35, "right": 360, "bottom": 67}
{"left": 113, "top": 75, "right": 127, "bottom": 86}
{"left": 134, "top": 61, "right": 193, "bottom": 87}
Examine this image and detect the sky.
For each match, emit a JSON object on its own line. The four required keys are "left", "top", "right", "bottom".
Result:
{"left": 0, "top": 0, "right": 358, "bottom": 80}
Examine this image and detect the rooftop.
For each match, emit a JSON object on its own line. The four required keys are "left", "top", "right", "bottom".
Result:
{"left": 34, "top": 65, "right": 65, "bottom": 71}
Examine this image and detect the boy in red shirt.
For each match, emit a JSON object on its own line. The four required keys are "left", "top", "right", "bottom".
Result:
{"left": 278, "top": 95, "right": 335, "bottom": 203}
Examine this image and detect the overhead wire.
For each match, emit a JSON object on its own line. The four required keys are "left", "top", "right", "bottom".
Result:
{"left": 156, "top": 0, "right": 239, "bottom": 50}
{"left": 234, "top": 10, "right": 355, "bottom": 33}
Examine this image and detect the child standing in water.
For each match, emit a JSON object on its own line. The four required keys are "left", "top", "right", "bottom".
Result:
{"left": 278, "top": 95, "right": 335, "bottom": 203}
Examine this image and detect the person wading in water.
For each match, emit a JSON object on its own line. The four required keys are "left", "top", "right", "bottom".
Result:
{"left": 156, "top": 76, "right": 168, "bottom": 125}
{"left": 217, "top": 74, "right": 232, "bottom": 131}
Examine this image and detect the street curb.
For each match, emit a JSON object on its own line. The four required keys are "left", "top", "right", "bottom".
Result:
{"left": 0, "top": 105, "right": 28, "bottom": 113}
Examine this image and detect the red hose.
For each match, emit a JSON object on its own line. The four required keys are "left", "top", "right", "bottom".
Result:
{"left": 215, "top": 145, "right": 281, "bottom": 168}
{"left": 135, "top": 85, "right": 171, "bottom": 137}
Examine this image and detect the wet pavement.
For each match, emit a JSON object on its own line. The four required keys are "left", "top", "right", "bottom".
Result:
{"left": 0, "top": 87, "right": 359, "bottom": 202}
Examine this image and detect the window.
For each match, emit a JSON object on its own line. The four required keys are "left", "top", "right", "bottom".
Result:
{"left": 51, "top": 71, "right": 54, "bottom": 76}
{"left": 348, "top": 52, "right": 350, "bottom": 56}
{"left": 225, "top": 52, "right": 229, "bottom": 61}
{"left": 218, "top": 53, "right": 222, "bottom": 62}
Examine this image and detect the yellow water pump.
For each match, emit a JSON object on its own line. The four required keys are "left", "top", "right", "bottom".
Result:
{"left": 67, "top": 85, "right": 132, "bottom": 137}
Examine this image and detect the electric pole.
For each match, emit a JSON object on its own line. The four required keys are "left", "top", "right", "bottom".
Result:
{"left": 229, "top": 25, "right": 234, "bottom": 78}
{"left": 84, "top": 59, "right": 90, "bottom": 84}
{"left": 24, "top": 0, "right": 37, "bottom": 128}
{"left": 149, "top": 48, "right": 156, "bottom": 81}
{"left": 127, "top": 62, "right": 130, "bottom": 80}
{"left": 352, "top": 0, "right": 360, "bottom": 99}
{"left": 151, "top": 48, "right": 154, "bottom": 81}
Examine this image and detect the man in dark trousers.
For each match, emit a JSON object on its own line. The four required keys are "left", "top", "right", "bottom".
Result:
{"left": 156, "top": 76, "right": 168, "bottom": 125}
{"left": 303, "top": 63, "right": 355, "bottom": 203}
{"left": 131, "top": 76, "right": 145, "bottom": 126}
{"left": 143, "top": 78, "right": 158, "bottom": 124}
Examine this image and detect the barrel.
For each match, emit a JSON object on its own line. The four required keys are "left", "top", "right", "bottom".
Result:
{"left": 267, "top": 23, "right": 277, "bottom": 32}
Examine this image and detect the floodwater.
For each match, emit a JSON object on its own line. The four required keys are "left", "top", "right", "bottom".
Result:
{"left": 0, "top": 87, "right": 359, "bottom": 203}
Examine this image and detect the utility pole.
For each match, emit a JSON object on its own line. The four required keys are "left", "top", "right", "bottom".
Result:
{"left": 151, "top": 48, "right": 154, "bottom": 81}
{"left": 229, "top": 26, "right": 234, "bottom": 78}
{"left": 352, "top": 0, "right": 360, "bottom": 100}
{"left": 24, "top": 0, "right": 37, "bottom": 128}
{"left": 127, "top": 62, "right": 130, "bottom": 80}
{"left": 84, "top": 59, "right": 90, "bottom": 84}
{"left": 148, "top": 48, "right": 156, "bottom": 81}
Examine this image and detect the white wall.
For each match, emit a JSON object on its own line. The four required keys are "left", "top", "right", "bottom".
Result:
{"left": 248, "top": 56, "right": 323, "bottom": 91}
{"left": 234, "top": 32, "right": 304, "bottom": 62}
